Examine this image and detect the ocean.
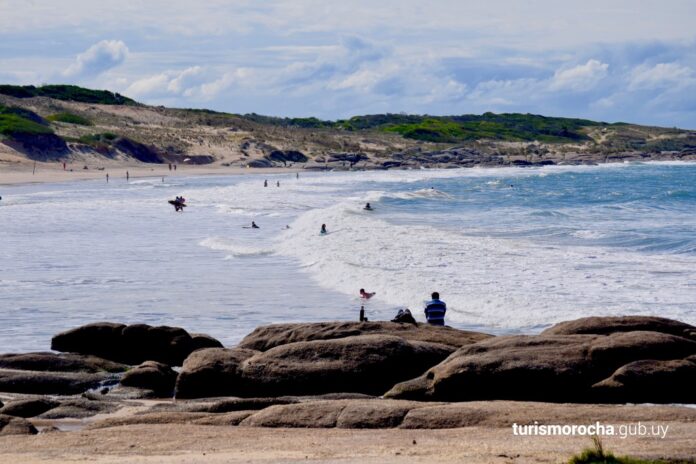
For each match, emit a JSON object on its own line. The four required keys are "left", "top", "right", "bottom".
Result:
{"left": 2, "top": 162, "right": 695, "bottom": 352}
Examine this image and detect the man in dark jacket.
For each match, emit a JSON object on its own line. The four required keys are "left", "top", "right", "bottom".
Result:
{"left": 424, "top": 292, "right": 446, "bottom": 326}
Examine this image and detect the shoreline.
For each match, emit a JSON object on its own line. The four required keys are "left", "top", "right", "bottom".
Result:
{"left": 3, "top": 158, "right": 696, "bottom": 188}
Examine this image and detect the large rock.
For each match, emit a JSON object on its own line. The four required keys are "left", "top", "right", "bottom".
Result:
{"left": 0, "top": 369, "right": 116, "bottom": 395}
{"left": 0, "top": 414, "right": 37, "bottom": 436}
{"left": 119, "top": 361, "right": 177, "bottom": 396}
{"left": 0, "top": 352, "right": 127, "bottom": 373}
{"left": 542, "top": 316, "right": 696, "bottom": 339}
{"left": 51, "top": 322, "right": 222, "bottom": 366}
{"left": 0, "top": 398, "right": 59, "bottom": 418}
{"left": 385, "top": 325, "right": 696, "bottom": 403}
{"left": 37, "top": 398, "right": 120, "bottom": 419}
{"left": 238, "top": 321, "right": 491, "bottom": 351}
{"left": 176, "top": 335, "right": 453, "bottom": 398}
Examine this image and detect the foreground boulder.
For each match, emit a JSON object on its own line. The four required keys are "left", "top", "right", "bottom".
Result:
{"left": 51, "top": 322, "right": 222, "bottom": 365}
{"left": 238, "top": 321, "right": 491, "bottom": 351}
{"left": 0, "top": 414, "right": 37, "bottom": 436}
{"left": 541, "top": 315, "right": 696, "bottom": 339}
{"left": 120, "top": 361, "right": 177, "bottom": 396}
{"left": 0, "top": 352, "right": 127, "bottom": 373}
{"left": 386, "top": 317, "right": 696, "bottom": 403}
{"left": 176, "top": 335, "right": 453, "bottom": 398}
{"left": 0, "top": 398, "right": 59, "bottom": 418}
{"left": 0, "top": 369, "right": 116, "bottom": 395}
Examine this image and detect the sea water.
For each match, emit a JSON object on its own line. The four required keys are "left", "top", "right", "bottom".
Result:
{"left": 1, "top": 162, "right": 695, "bottom": 352}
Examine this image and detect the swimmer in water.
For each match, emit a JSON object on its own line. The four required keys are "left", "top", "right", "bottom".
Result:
{"left": 320, "top": 224, "right": 327, "bottom": 234}
{"left": 364, "top": 202, "right": 373, "bottom": 211}
{"left": 360, "top": 288, "right": 376, "bottom": 299}
{"left": 252, "top": 221, "right": 259, "bottom": 229}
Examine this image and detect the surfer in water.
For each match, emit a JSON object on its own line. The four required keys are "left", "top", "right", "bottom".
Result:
{"left": 320, "top": 224, "right": 327, "bottom": 235}
{"left": 364, "top": 202, "right": 373, "bottom": 211}
{"left": 252, "top": 221, "right": 260, "bottom": 229}
{"left": 360, "top": 288, "right": 376, "bottom": 299}
{"left": 169, "top": 196, "right": 186, "bottom": 212}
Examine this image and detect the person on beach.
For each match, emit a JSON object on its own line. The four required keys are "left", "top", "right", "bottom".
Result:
{"left": 424, "top": 292, "right": 447, "bottom": 326}
{"left": 264, "top": 180, "right": 268, "bottom": 187}
{"left": 126, "top": 171, "right": 129, "bottom": 181}
{"left": 320, "top": 224, "right": 327, "bottom": 235}
{"left": 364, "top": 203, "right": 373, "bottom": 211}
{"left": 360, "top": 288, "right": 375, "bottom": 299}
{"left": 106, "top": 173, "right": 109, "bottom": 183}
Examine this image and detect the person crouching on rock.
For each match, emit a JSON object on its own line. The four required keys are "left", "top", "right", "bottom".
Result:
{"left": 424, "top": 292, "right": 446, "bottom": 326}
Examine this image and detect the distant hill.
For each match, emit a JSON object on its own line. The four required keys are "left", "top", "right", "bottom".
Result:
{"left": 0, "top": 84, "right": 136, "bottom": 105}
{"left": 0, "top": 84, "right": 694, "bottom": 167}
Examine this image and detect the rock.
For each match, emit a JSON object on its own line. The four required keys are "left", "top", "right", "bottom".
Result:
{"left": 176, "top": 335, "right": 452, "bottom": 398}
{"left": 51, "top": 322, "right": 222, "bottom": 366}
{"left": 0, "top": 398, "right": 59, "bottom": 418}
{"left": 267, "top": 150, "right": 308, "bottom": 163}
{"left": 336, "top": 400, "right": 423, "bottom": 429}
{"left": 191, "top": 411, "right": 255, "bottom": 426}
{"left": 592, "top": 357, "right": 696, "bottom": 403}
{"left": 120, "top": 361, "right": 177, "bottom": 396}
{"left": 37, "top": 398, "right": 120, "bottom": 419}
{"left": 190, "top": 333, "right": 224, "bottom": 351}
{"left": 0, "top": 352, "right": 127, "bottom": 373}
{"left": 205, "top": 397, "right": 297, "bottom": 413}
{"left": 87, "top": 412, "right": 211, "bottom": 429}
{"left": 238, "top": 321, "right": 491, "bottom": 351}
{"left": 542, "top": 316, "right": 696, "bottom": 339}
{"left": 175, "top": 348, "right": 258, "bottom": 399}
{"left": 0, "top": 369, "right": 116, "bottom": 395}
{"left": 241, "top": 401, "right": 345, "bottom": 428}
{"left": 0, "top": 414, "right": 38, "bottom": 436}
{"left": 385, "top": 325, "right": 696, "bottom": 403}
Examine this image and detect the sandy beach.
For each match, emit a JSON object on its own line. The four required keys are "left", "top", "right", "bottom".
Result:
{"left": 2, "top": 405, "right": 694, "bottom": 464}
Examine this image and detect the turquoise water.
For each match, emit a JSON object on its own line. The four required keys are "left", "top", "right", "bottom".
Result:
{"left": 1, "top": 162, "right": 695, "bottom": 352}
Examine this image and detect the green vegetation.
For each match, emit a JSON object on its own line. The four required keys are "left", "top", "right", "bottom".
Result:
{"left": 47, "top": 112, "right": 92, "bottom": 126}
{"left": 568, "top": 437, "right": 688, "bottom": 464}
{"left": 78, "top": 132, "right": 118, "bottom": 147}
{"left": 0, "top": 84, "right": 136, "bottom": 105}
{"left": 244, "top": 112, "right": 608, "bottom": 143}
{"left": 0, "top": 104, "right": 53, "bottom": 137}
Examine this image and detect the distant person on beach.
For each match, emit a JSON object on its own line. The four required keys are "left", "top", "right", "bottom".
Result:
{"left": 296, "top": 172, "right": 299, "bottom": 179}
{"left": 360, "top": 288, "right": 375, "bottom": 299}
{"left": 126, "top": 171, "right": 129, "bottom": 181}
{"left": 320, "top": 224, "right": 327, "bottom": 235}
{"left": 364, "top": 203, "right": 373, "bottom": 211}
{"left": 106, "top": 173, "right": 109, "bottom": 183}
{"left": 424, "top": 292, "right": 446, "bottom": 326}
{"left": 264, "top": 180, "right": 268, "bottom": 187}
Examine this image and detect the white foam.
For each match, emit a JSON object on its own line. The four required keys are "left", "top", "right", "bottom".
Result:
{"left": 199, "top": 237, "right": 275, "bottom": 257}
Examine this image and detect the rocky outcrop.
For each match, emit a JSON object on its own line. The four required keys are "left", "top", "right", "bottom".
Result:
{"left": 385, "top": 317, "right": 696, "bottom": 403}
{"left": 176, "top": 334, "right": 453, "bottom": 398}
{"left": 541, "top": 315, "right": 696, "bottom": 339}
{"left": 267, "top": 150, "right": 308, "bottom": 164}
{"left": 2, "top": 133, "right": 69, "bottom": 161}
{"left": 0, "top": 398, "right": 59, "bottom": 418}
{"left": 51, "top": 322, "right": 222, "bottom": 366}
{"left": 0, "top": 369, "right": 115, "bottom": 395}
{"left": 238, "top": 321, "right": 491, "bottom": 351}
{"left": 119, "top": 361, "right": 177, "bottom": 396}
{"left": 0, "top": 414, "right": 37, "bottom": 436}
{"left": 0, "top": 352, "right": 127, "bottom": 373}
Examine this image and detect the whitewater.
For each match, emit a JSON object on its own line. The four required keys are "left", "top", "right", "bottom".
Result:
{"left": 1, "top": 162, "right": 695, "bottom": 351}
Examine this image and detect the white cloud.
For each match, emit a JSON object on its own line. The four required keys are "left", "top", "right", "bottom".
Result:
{"left": 63, "top": 40, "right": 129, "bottom": 78}
{"left": 549, "top": 59, "right": 609, "bottom": 92}
{"left": 628, "top": 62, "right": 694, "bottom": 90}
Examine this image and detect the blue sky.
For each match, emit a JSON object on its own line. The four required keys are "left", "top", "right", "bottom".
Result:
{"left": 1, "top": 1, "right": 696, "bottom": 128}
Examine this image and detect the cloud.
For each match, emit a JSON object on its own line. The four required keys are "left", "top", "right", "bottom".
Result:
{"left": 63, "top": 40, "right": 129, "bottom": 78}
{"left": 628, "top": 62, "right": 694, "bottom": 90}
{"left": 549, "top": 59, "right": 609, "bottom": 92}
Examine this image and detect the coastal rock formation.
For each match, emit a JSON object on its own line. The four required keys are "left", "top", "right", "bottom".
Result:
{"left": 0, "top": 369, "right": 116, "bottom": 395}
{"left": 176, "top": 334, "right": 454, "bottom": 398}
{"left": 0, "top": 398, "right": 59, "bottom": 418}
{"left": 0, "top": 414, "right": 37, "bottom": 436}
{"left": 385, "top": 317, "right": 696, "bottom": 403}
{"left": 238, "top": 321, "right": 491, "bottom": 351}
{"left": 0, "top": 352, "right": 127, "bottom": 373}
{"left": 51, "top": 322, "right": 222, "bottom": 366}
{"left": 541, "top": 315, "right": 696, "bottom": 339}
{"left": 119, "top": 361, "right": 177, "bottom": 396}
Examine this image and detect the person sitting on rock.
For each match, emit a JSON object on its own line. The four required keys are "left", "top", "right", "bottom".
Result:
{"left": 392, "top": 308, "right": 416, "bottom": 324}
{"left": 424, "top": 291, "right": 446, "bottom": 326}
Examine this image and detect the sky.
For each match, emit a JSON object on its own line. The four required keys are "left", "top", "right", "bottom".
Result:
{"left": 1, "top": 0, "right": 695, "bottom": 128}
